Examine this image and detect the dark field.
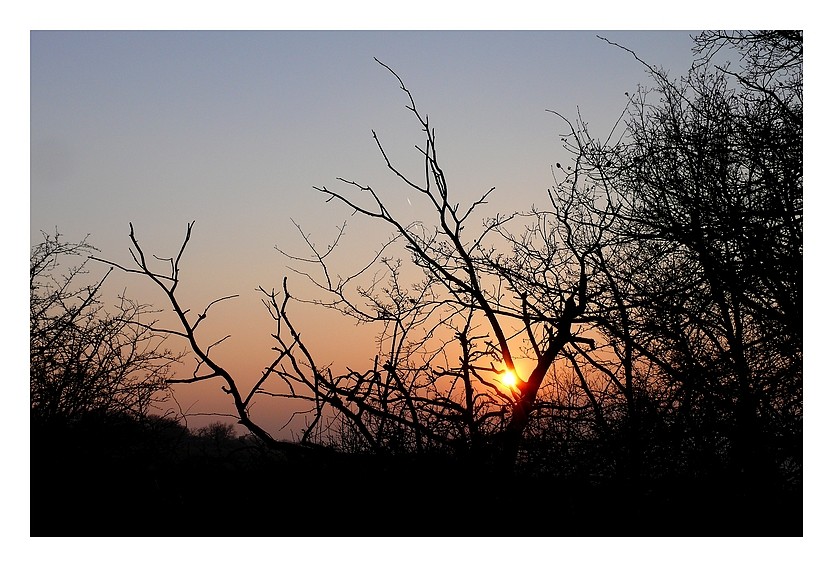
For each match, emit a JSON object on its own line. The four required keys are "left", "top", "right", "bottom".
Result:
{"left": 31, "top": 415, "right": 801, "bottom": 537}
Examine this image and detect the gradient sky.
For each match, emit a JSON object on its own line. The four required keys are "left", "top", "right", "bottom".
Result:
{"left": 29, "top": 30, "right": 710, "bottom": 438}
{"left": 16, "top": 5, "right": 822, "bottom": 563}
{"left": 28, "top": 29, "right": 734, "bottom": 436}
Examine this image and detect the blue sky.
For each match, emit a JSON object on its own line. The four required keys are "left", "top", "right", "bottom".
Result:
{"left": 30, "top": 30, "right": 698, "bottom": 259}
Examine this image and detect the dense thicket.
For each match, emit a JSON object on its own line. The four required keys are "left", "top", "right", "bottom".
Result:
{"left": 30, "top": 231, "right": 178, "bottom": 428}
{"left": 555, "top": 30, "right": 803, "bottom": 491}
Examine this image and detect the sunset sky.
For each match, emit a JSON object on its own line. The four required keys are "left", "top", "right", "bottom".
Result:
{"left": 14, "top": 2, "right": 824, "bottom": 559}
{"left": 29, "top": 29, "right": 706, "bottom": 436}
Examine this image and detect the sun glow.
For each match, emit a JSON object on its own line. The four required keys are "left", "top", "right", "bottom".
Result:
{"left": 500, "top": 369, "right": 519, "bottom": 388}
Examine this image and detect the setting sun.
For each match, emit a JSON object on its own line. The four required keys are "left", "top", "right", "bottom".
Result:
{"left": 500, "top": 369, "right": 519, "bottom": 388}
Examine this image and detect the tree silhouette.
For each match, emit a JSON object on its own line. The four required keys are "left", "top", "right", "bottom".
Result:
{"left": 262, "top": 58, "right": 609, "bottom": 472}
{"left": 90, "top": 32, "right": 801, "bottom": 534}
{"left": 568, "top": 30, "right": 803, "bottom": 490}
{"left": 30, "top": 230, "right": 180, "bottom": 429}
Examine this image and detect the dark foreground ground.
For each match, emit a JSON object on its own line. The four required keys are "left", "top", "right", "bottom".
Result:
{"left": 30, "top": 418, "right": 801, "bottom": 537}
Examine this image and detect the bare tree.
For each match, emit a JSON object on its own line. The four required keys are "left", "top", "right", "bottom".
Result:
{"left": 554, "top": 30, "right": 803, "bottom": 487}
{"left": 91, "top": 223, "right": 315, "bottom": 455}
{"left": 93, "top": 33, "right": 801, "bottom": 497}
{"left": 30, "top": 230, "right": 180, "bottom": 428}
{"left": 96, "top": 60, "right": 605, "bottom": 475}
{"left": 256, "top": 59, "right": 610, "bottom": 472}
